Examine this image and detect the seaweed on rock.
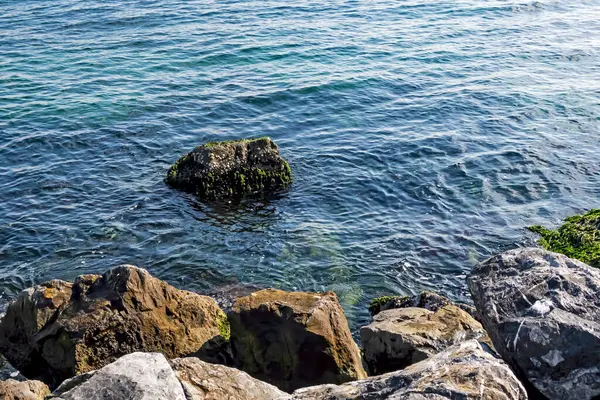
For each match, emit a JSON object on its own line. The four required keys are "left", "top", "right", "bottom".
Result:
{"left": 166, "top": 137, "right": 292, "bottom": 200}
{"left": 528, "top": 209, "right": 600, "bottom": 267}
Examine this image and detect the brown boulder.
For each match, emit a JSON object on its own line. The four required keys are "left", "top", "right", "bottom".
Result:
{"left": 0, "top": 266, "right": 228, "bottom": 387}
{"left": 360, "top": 305, "right": 488, "bottom": 374}
{"left": 0, "top": 379, "right": 50, "bottom": 400}
{"left": 228, "top": 289, "right": 366, "bottom": 392}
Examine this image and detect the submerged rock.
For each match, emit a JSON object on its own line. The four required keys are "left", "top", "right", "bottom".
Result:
{"left": 468, "top": 247, "right": 600, "bottom": 399}
{"left": 290, "top": 340, "right": 527, "bottom": 400}
{"left": 171, "top": 357, "right": 287, "bottom": 400}
{"left": 228, "top": 289, "right": 366, "bottom": 392}
{"left": 51, "top": 352, "right": 186, "bottom": 400}
{"left": 202, "top": 283, "right": 262, "bottom": 313}
{"left": 529, "top": 209, "right": 600, "bottom": 267}
{"left": 0, "top": 266, "right": 228, "bottom": 387}
{"left": 166, "top": 137, "right": 292, "bottom": 200}
{"left": 0, "top": 379, "right": 50, "bottom": 400}
{"left": 360, "top": 304, "right": 488, "bottom": 374}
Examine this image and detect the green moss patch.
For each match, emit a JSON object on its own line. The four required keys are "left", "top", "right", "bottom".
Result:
{"left": 166, "top": 154, "right": 190, "bottom": 184}
{"left": 369, "top": 296, "right": 399, "bottom": 309}
{"left": 204, "top": 136, "right": 270, "bottom": 148}
{"left": 368, "top": 295, "right": 409, "bottom": 316}
{"left": 193, "top": 165, "right": 292, "bottom": 199}
{"left": 216, "top": 312, "right": 231, "bottom": 341}
{"left": 528, "top": 209, "right": 600, "bottom": 267}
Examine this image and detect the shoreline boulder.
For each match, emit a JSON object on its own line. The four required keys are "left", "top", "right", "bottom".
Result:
{"left": 290, "top": 340, "right": 527, "bottom": 400}
{"left": 0, "top": 266, "right": 229, "bottom": 387}
{"left": 228, "top": 289, "right": 366, "bottom": 392}
{"left": 360, "top": 304, "right": 488, "bottom": 374}
{"left": 166, "top": 137, "right": 292, "bottom": 200}
{"left": 51, "top": 352, "right": 186, "bottom": 400}
{"left": 468, "top": 247, "right": 600, "bottom": 399}
{"left": 50, "top": 352, "right": 289, "bottom": 400}
{"left": 171, "top": 357, "right": 287, "bottom": 400}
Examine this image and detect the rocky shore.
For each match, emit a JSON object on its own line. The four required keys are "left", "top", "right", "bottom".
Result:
{"left": 2, "top": 144, "right": 599, "bottom": 399}
{"left": 1, "top": 244, "right": 599, "bottom": 399}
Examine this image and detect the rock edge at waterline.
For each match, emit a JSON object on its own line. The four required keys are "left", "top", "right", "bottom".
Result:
{"left": 468, "top": 247, "right": 600, "bottom": 399}
{"left": 0, "top": 265, "right": 229, "bottom": 387}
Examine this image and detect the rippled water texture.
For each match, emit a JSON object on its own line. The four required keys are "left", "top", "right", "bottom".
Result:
{"left": 1, "top": 0, "right": 599, "bottom": 327}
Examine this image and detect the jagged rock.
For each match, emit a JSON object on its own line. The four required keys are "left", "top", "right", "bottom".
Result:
{"left": 170, "top": 357, "right": 288, "bottom": 400}
{"left": 166, "top": 137, "right": 292, "bottom": 200}
{"left": 289, "top": 340, "right": 527, "bottom": 400}
{"left": 0, "top": 266, "right": 229, "bottom": 387}
{"left": 228, "top": 289, "right": 366, "bottom": 392}
{"left": 360, "top": 304, "right": 488, "bottom": 374}
{"left": 369, "top": 290, "right": 477, "bottom": 319}
{"left": 468, "top": 247, "right": 600, "bottom": 399}
{"left": 51, "top": 352, "right": 186, "bottom": 400}
{"left": 0, "top": 379, "right": 50, "bottom": 400}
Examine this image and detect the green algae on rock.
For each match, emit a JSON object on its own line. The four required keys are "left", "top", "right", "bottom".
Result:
{"left": 528, "top": 209, "right": 600, "bottom": 267}
{"left": 166, "top": 137, "right": 292, "bottom": 200}
{"left": 368, "top": 295, "right": 404, "bottom": 316}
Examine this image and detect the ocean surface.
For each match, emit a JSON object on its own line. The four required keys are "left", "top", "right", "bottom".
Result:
{"left": 1, "top": 0, "right": 599, "bottom": 329}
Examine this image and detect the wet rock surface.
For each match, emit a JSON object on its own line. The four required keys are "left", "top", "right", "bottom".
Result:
{"left": 166, "top": 137, "right": 292, "bottom": 200}
{"left": 228, "top": 288, "right": 366, "bottom": 392}
{"left": 468, "top": 247, "right": 600, "bottom": 400}
{"left": 0, "top": 265, "right": 228, "bottom": 387}
{"left": 289, "top": 339, "right": 527, "bottom": 400}
{"left": 360, "top": 304, "right": 488, "bottom": 374}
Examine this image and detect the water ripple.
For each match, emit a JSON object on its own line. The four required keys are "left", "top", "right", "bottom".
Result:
{"left": 1, "top": 0, "right": 599, "bottom": 329}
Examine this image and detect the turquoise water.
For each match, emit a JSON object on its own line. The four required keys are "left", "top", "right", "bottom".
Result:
{"left": 1, "top": 0, "right": 599, "bottom": 328}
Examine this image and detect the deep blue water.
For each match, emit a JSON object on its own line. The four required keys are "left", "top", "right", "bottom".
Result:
{"left": 1, "top": 0, "right": 599, "bottom": 328}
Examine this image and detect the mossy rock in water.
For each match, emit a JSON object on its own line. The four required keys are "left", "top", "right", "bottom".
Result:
{"left": 528, "top": 209, "right": 600, "bottom": 267}
{"left": 368, "top": 295, "right": 405, "bottom": 316}
{"left": 166, "top": 137, "right": 292, "bottom": 200}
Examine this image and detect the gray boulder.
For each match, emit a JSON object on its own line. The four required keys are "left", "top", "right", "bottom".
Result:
{"left": 0, "top": 379, "right": 50, "bottom": 400}
{"left": 468, "top": 247, "right": 600, "bottom": 399}
{"left": 51, "top": 352, "right": 186, "bottom": 400}
{"left": 171, "top": 357, "right": 288, "bottom": 400}
{"left": 360, "top": 304, "right": 488, "bottom": 374}
{"left": 289, "top": 340, "right": 527, "bottom": 400}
